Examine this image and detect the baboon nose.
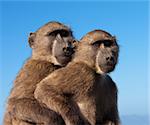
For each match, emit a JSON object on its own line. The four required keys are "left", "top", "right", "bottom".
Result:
{"left": 63, "top": 47, "right": 74, "bottom": 57}
{"left": 106, "top": 56, "right": 114, "bottom": 62}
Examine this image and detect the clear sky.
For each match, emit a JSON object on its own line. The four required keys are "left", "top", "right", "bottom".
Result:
{"left": 0, "top": 0, "right": 149, "bottom": 124}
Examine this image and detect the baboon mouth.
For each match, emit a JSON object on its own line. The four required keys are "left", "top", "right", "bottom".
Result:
{"left": 107, "top": 65, "right": 114, "bottom": 70}
{"left": 64, "top": 52, "right": 74, "bottom": 57}
{"left": 101, "top": 64, "right": 115, "bottom": 73}
{"left": 106, "top": 61, "right": 115, "bottom": 66}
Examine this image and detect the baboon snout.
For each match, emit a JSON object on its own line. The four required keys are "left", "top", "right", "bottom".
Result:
{"left": 63, "top": 47, "right": 74, "bottom": 57}
{"left": 106, "top": 56, "right": 115, "bottom": 65}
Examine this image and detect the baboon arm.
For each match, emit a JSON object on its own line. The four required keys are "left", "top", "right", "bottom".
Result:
{"left": 34, "top": 78, "right": 86, "bottom": 125}
{"left": 78, "top": 98, "right": 96, "bottom": 125}
{"left": 109, "top": 96, "right": 120, "bottom": 125}
{"left": 34, "top": 64, "right": 94, "bottom": 125}
{"left": 110, "top": 84, "right": 120, "bottom": 125}
{"left": 6, "top": 98, "right": 64, "bottom": 125}
{"left": 3, "top": 110, "right": 35, "bottom": 125}
{"left": 12, "top": 119, "right": 34, "bottom": 125}
{"left": 104, "top": 77, "right": 120, "bottom": 125}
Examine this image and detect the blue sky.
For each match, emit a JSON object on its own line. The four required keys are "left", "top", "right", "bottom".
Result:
{"left": 0, "top": 1, "right": 149, "bottom": 124}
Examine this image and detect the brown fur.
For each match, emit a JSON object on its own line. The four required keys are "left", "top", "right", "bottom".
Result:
{"left": 4, "top": 59, "right": 64, "bottom": 125}
{"left": 4, "top": 21, "right": 75, "bottom": 125}
{"left": 34, "top": 30, "right": 120, "bottom": 125}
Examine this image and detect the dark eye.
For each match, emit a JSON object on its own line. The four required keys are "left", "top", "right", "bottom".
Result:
{"left": 47, "top": 30, "right": 70, "bottom": 37}
{"left": 103, "top": 40, "right": 112, "bottom": 47}
{"left": 92, "top": 40, "right": 113, "bottom": 47}
{"left": 92, "top": 40, "right": 102, "bottom": 47}
{"left": 60, "top": 30, "right": 70, "bottom": 37}
{"left": 47, "top": 31, "right": 57, "bottom": 36}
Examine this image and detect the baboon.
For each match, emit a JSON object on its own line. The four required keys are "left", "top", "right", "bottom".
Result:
{"left": 34, "top": 30, "right": 120, "bottom": 125}
{"left": 4, "top": 21, "right": 76, "bottom": 125}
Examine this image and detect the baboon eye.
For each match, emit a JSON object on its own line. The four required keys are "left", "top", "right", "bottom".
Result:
{"left": 92, "top": 40, "right": 102, "bottom": 47}
{"left": 47, "top": 31, "right": 56, "bottom": 36}
{"left": 60, "top": 30, "right": 70, "bottom": 37}
{"left": 92, "top": 40, "right": 113, "bottom": 47}
{"left": 47, "top": 30, "right": 70, "bottom": 37}
{"left": 103, "top": 40, "right": 113, "bottom": 47}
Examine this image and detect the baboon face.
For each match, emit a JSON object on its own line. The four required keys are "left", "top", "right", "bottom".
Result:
{"left": 28, "top": 22, "right": 75, "bottom": 66}
{"left": 80, "top": 30, "right": 119, "bottom": 73}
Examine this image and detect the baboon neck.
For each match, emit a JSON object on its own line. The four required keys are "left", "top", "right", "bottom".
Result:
{"left": 72, "top": 57, "right": 95, "bottom": 71}
{"left": 70, "top": 59, "right": 94, "bottom": 71}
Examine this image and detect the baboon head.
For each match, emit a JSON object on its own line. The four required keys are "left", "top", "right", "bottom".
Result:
{"left": 28, "top": 21, "right": 76, "bottom": 66}
{"left": 73, "top": 30, "right": 119, "bottom": 74}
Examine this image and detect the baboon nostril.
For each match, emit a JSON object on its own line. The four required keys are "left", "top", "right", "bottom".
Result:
{"left": 110, "top": 57, "right": 114, "bottom": 61}
{"left": 63, "top": 47, "right": 74, "bottom": 56}
{"left": 63, "top": 47, "right": 68, "bottom": 52}
{"left": 63, "top": 47, "right": 66, "bottom": 51}
{"left": 106, "top": 56, "right": 114, "bottom": 62}
{"left": 65, "top": 47, "right": 70, "bottom": 52}
{"left": 106, "top": 57, "right": 110, "bottom": 61}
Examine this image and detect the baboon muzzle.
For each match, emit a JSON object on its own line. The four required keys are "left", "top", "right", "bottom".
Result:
{"left": 63, "top": 47, "right": 74, "bottom": 57}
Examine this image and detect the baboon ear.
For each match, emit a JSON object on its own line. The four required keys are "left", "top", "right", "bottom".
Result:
{"left": 28, "top": 32, "right": 36, "bottom": 48}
